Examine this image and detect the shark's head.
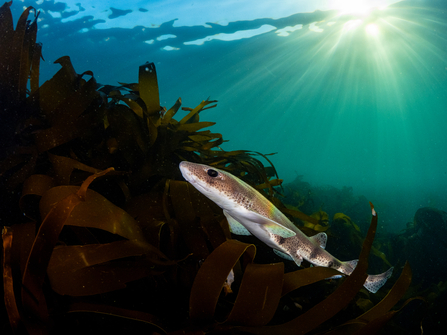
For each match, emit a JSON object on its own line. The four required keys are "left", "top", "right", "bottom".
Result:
{"left": 179, "top": 161, "right": 244, "bottom": 210}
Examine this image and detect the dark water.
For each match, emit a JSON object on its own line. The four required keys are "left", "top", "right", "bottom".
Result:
{"left": 11, "top": 0, "right": 447, "bottom": 232}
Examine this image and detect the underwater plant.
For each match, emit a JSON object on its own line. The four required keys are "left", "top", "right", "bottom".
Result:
{"left": 0, "top": 3, "right": 427, "bottom": 335}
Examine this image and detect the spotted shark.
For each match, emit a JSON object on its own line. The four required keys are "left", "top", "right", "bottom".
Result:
{"left": 179, "top": 161, "right": 393, "bottom": 293}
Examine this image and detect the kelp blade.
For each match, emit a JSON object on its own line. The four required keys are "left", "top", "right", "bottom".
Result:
{"left": 67, "top": 302, "right": 167, "bottom": 334}
{"left": 2, "top": 227, "right": 21, "bottom": 333}
{"left": 47, "top": 239, "right": 174, "bottom": 296}
{"left": 21, "top": 169, "right": 113, "bottom": 327}
{"left": 226, "top": 263, "right": 284, "bottom": 326}
{"left": 189, "top": 240, "right": 256, "bottom": 323}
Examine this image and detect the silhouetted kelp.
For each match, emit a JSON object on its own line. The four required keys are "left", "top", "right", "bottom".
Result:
{"left": 0, "top": 3, "right": 424, "bottom": 335}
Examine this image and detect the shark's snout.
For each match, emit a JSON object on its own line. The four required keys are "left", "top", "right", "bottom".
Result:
{"left": 179, "top": 161, "right": 195, "bottom": 183}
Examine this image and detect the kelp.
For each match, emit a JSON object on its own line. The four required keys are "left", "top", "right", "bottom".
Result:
{"left": 302, "top": 210, "right": 330, "bottom": 232}
{"left": 2, "top": 227, "right": 21, "bottom": 333}
{"left": 0, "top": 2, "right": 41, "bottom": 196}
{"left": 21, "top": 168, "right": 114, "bottom": 328}
{"left": 332, "top": 212, "right": 392, "bottom": 267}
{"left": 0, "top": 4, "right": 424, "bottom": 335}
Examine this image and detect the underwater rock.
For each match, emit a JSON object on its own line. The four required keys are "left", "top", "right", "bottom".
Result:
{"left": 406, "top": 207, "right": 447, "bottom": 285}
{"left": 414, "top": 206, "right": 447, "bottom": 237}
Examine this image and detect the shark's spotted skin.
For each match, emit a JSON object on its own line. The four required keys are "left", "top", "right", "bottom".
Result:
{"left": 179, "top": 161, "right": 393, "bottom": 293}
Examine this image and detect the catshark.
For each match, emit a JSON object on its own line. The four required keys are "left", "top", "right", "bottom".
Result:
{"left": 179, "top": 161, "right": 393, "bottom": 293}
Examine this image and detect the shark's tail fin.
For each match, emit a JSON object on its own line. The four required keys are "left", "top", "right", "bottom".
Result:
{"left": 364, "top": 267, "right": 394, "bottom": 293}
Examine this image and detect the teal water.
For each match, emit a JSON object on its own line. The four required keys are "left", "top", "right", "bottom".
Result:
{"left": 12, "top": 0, "right": 447, "bottom": 232}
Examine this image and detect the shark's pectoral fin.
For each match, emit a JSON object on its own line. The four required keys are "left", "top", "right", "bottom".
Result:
{"left": 241, "top": 211, "right": 296, "bottom": 238}
{"left": 310, "top": 232, "right": 328, "bottom": 249}
{"left": 223, "top": 210, "right": 252, "bottom": 235}
{"left": 265, "top": 224, "right": 296, "bottom": 238}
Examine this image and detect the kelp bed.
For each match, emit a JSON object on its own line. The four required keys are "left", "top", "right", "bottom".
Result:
{"left": 0, "top": 3, "right": 420, "bottom": 335}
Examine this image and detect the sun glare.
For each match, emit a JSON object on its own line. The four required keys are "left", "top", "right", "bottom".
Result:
{"left": 334, "top": 0, "right": 374, "bottom": 16}
{"left": 366, "top": 23, "right": 379, "bottom": 36}
{"left": 344, "top": 19, "right": 363, "bottom": 31}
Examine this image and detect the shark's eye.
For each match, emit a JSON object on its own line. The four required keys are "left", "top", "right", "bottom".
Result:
{"left": 207, "top": 169, "right": 219, "bottom": 177}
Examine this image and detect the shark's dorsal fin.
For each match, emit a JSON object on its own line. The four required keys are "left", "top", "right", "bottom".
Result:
{"left": 223, "top": 210, "right": 252, "bottom": 235}
{"left": 239, "top": 210, "right": 296, "bottom": 238}
{"left": 310, "top": 232, "right": 327, "bottom": 249}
